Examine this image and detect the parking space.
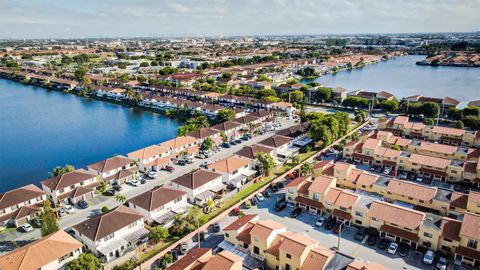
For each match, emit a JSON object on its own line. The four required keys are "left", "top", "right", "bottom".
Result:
{"left": 231, "top": 191, "right": 434, "bottom": 270}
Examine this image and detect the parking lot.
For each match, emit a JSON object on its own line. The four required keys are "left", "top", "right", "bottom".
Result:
{"left": 236, "top": 191, "right": 437, "bottom": 270}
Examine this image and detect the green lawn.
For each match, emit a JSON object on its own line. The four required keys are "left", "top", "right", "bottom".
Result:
{"left": 0, "top": 227, "right": 16, "bottom": 235}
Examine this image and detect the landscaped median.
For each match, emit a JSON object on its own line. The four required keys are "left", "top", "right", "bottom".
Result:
{"left": 130, "top": 120, "right": 369, "bottom": 270}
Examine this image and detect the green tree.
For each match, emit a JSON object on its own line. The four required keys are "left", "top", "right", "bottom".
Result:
{"left": 343, "top": 97, "right": 369, "bottom": 108}
{"left": 150, "top": 226, "right": 170, "bottom": 243}
{"left": 391, "top": 144, "right": 401, "bottom": 151}
{"left": 101, "top": 206, "right": 109, "bottom": 213}
{"left": 380, "top": 99, "right": 399, "bottom": 113}
{"left": 257, "top": 74, "right": 272, "bottom": 82}
{"left": 97, "top": 180, "right": 108, "bottom": 193}
{"left": 315, "top": 87, "right": 332, "bottom": 102}
{"left": 201, "top": 137, "right": 214, "bottom": 151}
{"left": 447, "top": 107, "right": 463, "bottom": 120}
{"left": 256, "top": 152, "right": 275, "bottom": 176}
{"left": 299, "top": 162, "right": 313, "bottom": 176}
{"left": 421, "top": 102, "right": 440, "bottom": 118}
{"left": 66, "top": 253, "right": 101, "bottom": 270}
{"left": 463, "top": 106, "right": 480, "bottom": 117}
{"left": 139, "top": 62, "right": 150, "bottom": 67}
{"left": 463, "top": 115, "right": 480, "bottom": 129}
{"left": 216, "top": 108, "right": 236, "bottom": 122}
{"left": 334, "top": 111, "right": 350, "bottom": 136}
{"left": 454, "top": 120, "right": 464, "bottom": 129}
{"left": 40, "top": 201, "right": 59, "bottom": 236}
{"left": 310, "top": 121, "right": 334, "bottom": 145}
{"left": 74, "top": 67, "right": 87, "bottom": 81}
{"left": 423, "top": 118, "right": 435, "bottom": 125}
{"left": 49, "top": 164, "right": 75, "bottom": 177}
{"left": 114, "top": 194, "right": 126, "bottom": 203}
{"left": 220, "top": 131, "right": 228, "bottom": 143}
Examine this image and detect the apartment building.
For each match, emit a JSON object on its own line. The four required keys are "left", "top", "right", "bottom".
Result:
{"left": 379, "top": 116, "right": 479, "bottom": 147}
{"left": 455, "top": 212, "right": 480, "bottom": 267}
{"left": 167, "top": 248, "right": 243, "bottom": 270}
{"left": 223, "top": 216, "right": 390, "bottom": 270}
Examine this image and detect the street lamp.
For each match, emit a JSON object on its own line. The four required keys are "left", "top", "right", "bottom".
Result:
{"left": 337, "top": 220, "right": 348, "bottom": 250}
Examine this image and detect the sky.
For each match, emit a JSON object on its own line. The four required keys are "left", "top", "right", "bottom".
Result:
{"left": 0, "top": 0, "right": 479, "bottom": 39}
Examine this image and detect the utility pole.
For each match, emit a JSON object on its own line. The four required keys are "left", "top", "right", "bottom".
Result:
{"left": 197, "top": 219, "right": 201, "bottom": 248}
{"left": 337, "top": 220, "right": 347, "bottom": 250}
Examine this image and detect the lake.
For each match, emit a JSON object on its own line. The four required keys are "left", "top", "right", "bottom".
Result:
{"left": 0, "top": 79, "right": 180, "bottom": 192}
{"left": 302, "top": 55, "right": 480, "bottom": 106}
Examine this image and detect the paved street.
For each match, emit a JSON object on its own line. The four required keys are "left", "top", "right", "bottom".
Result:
{"left": 0, "top": 118, "right": 297, "bottom": 254}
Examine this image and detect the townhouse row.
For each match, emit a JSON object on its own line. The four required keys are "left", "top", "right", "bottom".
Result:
{"left": 343, "top": 132, "right": 480, "bottom": 184}
{"left": 221, "top": 214, "right": 392, "bottom": 270}
{"left": 285, "top": 165, "right": 480, "bottom": 268}
{"left": 378, "top": 116, "right": 479, "bottom": 147}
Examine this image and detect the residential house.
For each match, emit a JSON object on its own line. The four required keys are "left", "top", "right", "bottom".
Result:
{"left": 72, "top": 205, "right": 148, "bottom": 262}
{"left": 127, "top": 145, "right": 171, "bottom": 171}
{"left": 258, "top": 135, "right": 295, "bottom": 161}
{"left": 211, "top": 121, "right": 244, "bottom": 140}
{"left": 160, "top": 136, "right": 198, "bottom": 158}
{"left": 167, "top": 248, "right": 243, "bottom": 270}
{"left": 235, "top": 144, "right": 275, "bottom": 160}
{"left": 41, "top": 169, "right": 99, "bottom": 205}
{"left": 87, "top": 155, "right": 137, "bottom": 185}
{"left": 207, "top": 155, "right": 257, "bottom": 188}
{"left": 0, "top": 231, "right": 83, "bottom": 270}
{"left": 0, "top": 184, "right": 47, "bottom": 227}
{"left": 127, "top": 186, "right": 188, "bottom": 226}
{"left": 455, "top": 212, "right": 480, "bottom": 267}
{"left": 169, "top": 169, "right": 225, "bottom": 205}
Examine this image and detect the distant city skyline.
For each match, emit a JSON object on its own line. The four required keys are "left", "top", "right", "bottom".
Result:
{"left": 0, "top": 0, "right": 479, "bottom": 39}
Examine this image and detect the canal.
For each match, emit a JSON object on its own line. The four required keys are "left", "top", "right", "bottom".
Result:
{"left": 0, "top": 79, "right": 180, "bottom": 191}
{"left": 302, "top": 55, "right": 480, "bottom": 106}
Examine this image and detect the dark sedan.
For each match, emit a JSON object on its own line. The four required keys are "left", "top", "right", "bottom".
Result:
{"left": 290, "top": 207, "right": 303, "bottom": 218}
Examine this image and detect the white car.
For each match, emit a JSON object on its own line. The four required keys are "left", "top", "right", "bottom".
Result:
{"left": 256, "top": 193, "right": 265, "bottom": 201}
{"left": 129, "top": 179, "right": 141, "bottom": 187}
{"left": 147, "top": 171, "right": 158, "bottom": 179}
{"left": 63, "top": 205, "right": 75, "bottom": 214}
{"left": 58, "top": 209, "right": 67, "bottom": 217}
{"left": 436, "top": 257, "right": 447, "bottom": 270}
{"left": 315, "top": 217, "right": 326, "bottom": 227}
{"left": 383, "top": 167, "right": 392, "bottom": 175}
{"left": 21, "top": 223, "right": 33, "bottom": 232}
{"left": 387, "top": 242, "right": 399, "bottom": 254}
{"left": 423, "top": 250, "right": 435, "bottom": 264}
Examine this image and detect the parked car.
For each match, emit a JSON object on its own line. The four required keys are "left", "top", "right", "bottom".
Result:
{"left": 91, "top": 209, "right": 102, "bottom": 216}
{"left": 383, "top": 167, "right": 392, "bottom": 175}
{"left": 423, "top": 250, "right": 435, "bottom": 265}
{"left": 274, "top": 202, "right": 287, "bottom": 212}
{"left": 164, "top": 165, "right": 175, "bottom": 173}
{"left": 147, "top": 171, "right": 158, "bottom": 178}
{"left": 222, "top": 142, "right": 231, "bottom": 148}
{"left": 290, "top": 207, "right": 303, "bottom": 218}
{"left": 129, "top": 179, "right": 141, "bottom": 187}
{"left": 63, "top": 204, "right": 75, "bottom": 214}
{"left": 196, "top": 153, "right": 206, "bottom": 159}
{"left": 32, "top": 218, "right": 41, "bottom": 227}
{"left": 270, "top": 183, "right": 279, "bottom": 192}
{"left": 262, "top": 190, "right": 271, "bottom": 198}
{"left": 179, "top": 242, "right": 188, "bottom": 255}
{"left": 177, "top": 159, "right": 187, "bottom": 166}
{"left": 354, "top": 227, "right": 367, "bottom": 241}
{"left": 231, "top": 207, "right": 241, "bottom": 216}
{"left": 387, "top": 242, "right": 399, "bottom": 254}
{"left": 244, "top": 201, "right": 251, "bottom": 209}
{"left": 241, "top": 135, "right": 249, "bottom": 141}
{"left": 77, "top": 200, "right": 89, "bottom": 209}
{"left": 377, "top": 238, "right": 389, "bottom": 250}
{"left": 398, "top": 172, "right": 408, "bottom": 180}
{"left": 416, "top": 176, "right": 424, "bottom": 182}
{"left": 398, "top": 243, "right": 409, "bottom": 257}
{"left": 255, "top": 193, "right": 265, "bottom": 201}
{"left": 324, "top": 218, "right": 336, "bottom": 230}
{"left": 112, "top": 184, "right": 122, "bottom": 191}
{"left": 369, "top": 166, "right": 377, "bottom": 172}
{"left": 104, "top": 189, "right": 117, "bottom": 196}
{"left": 230, "top": 141, "right": 237, "bottom": 146}
{"left": 332, "top": 222, "right": 344, "bottom": 234}
{"left": 409, "top": 173, "right": 417, "bottom": 181}
{"left": 21, "top": 223, "right": 33, "bottom": 232}
{"left": 64, "top": 227, "right": 75, "bottom": 236}
{"left": 435, "top": 257, "right": 447, "bottom": 270}
{"left": 366, "top": 234, "right": 377, "bottom": 246}
{"left": 235, "top": 139, "right": 242, "bottom": 144}
{"left": 375, "top": 167, "right": 383, "bottom": 173}
{"left": 213, "top": 223, "right": 221, "bottom": 233}
{"left": 315, "top": 217, "right": 326, "bottom": 227}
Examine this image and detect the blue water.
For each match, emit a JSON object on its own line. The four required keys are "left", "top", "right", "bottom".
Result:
{"left": 0, "top": 79, "right": 180, "bottom": 192}
{"left": 302, "top": 55, "right": 480, "bottom": 106}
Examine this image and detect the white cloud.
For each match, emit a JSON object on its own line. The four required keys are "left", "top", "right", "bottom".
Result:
{"left": 0, "top": 0, "right": 478, "bottom": 38}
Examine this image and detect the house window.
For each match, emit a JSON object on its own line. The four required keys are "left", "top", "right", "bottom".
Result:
{"left": 356, "top": 211, "right": 363, "bottom": 217}
{"left": 423, "top": 232, "right": 432, "bottom": 238}
{"left": 286, "top": 253, "right": 291, "bottom": 259}
{"left": 253, "top": 246, "right": 260, "bottom": 255}
{"left": 285, "top": 264, "right": 291, "bottom": 270}
{"left": 467, "top": 239, "right": 478, "bottom": 249}
{"left": 339, "top": 206, "right": 347, "bottom": 211}
{"left": 313, "top": 193, "right": 319, "bottom": 200}
{"left": 372, "top": 217, "right": 378, "bottom": 221}
{"left": 225, "top": 233, "right": 229, "bottom": 238}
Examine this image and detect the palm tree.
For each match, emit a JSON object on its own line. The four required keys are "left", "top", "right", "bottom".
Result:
{"left": 49, "top": 164, "right": 75, "bottom": 177}
{"left": 114, "top": 194, "right": 126, "bottom": 203}
{"left": 205, "top": 198, "right": 215, "bottom": 214}
{"left": 256, "top": 153, "right": 275, "bottom": 177}
{"left": 299, "top": 162, "right": 313, "bottom": 176}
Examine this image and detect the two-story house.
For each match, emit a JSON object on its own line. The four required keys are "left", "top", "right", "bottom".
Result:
{"left": 206, "top": 155, "right": 257, "bottom": 188}
{"left": 41, "top": 169, "right": 99, "bottom": 206}
{"left": 455, "top": 212, "right": 480, "bottom": 268}
{"left": 87, "top": 155, "right": 137, "bottom": 185}
{"left": 127, "top": 186, "right": 188, "bottom": 226}
{"left": 0, "top": 184, "right": 47, "bottom": 227}
{"left": 127, "top": 145, "right": 171, "bottom": 172}
{"left": 72, "top": 205, "right": 147, "bottom": 262}
{"left": 169, "top": 169, "right": 225, "bottom": 205}
{"left": 0, "top": 231, "right": 83, "bottom": 270}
